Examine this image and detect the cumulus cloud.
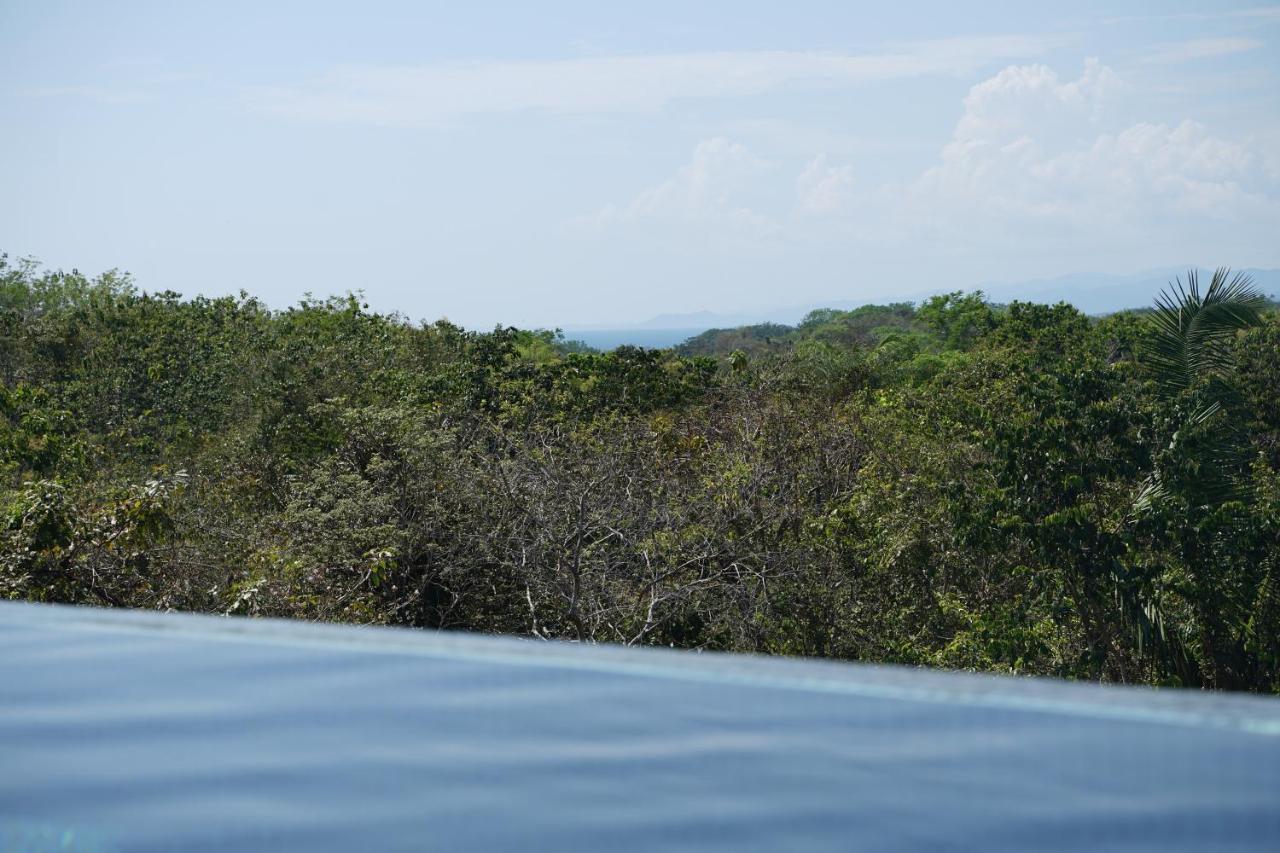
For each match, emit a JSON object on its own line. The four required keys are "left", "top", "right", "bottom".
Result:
{"left": 944, "top": 58, "right": 1119, "bottom": 158}
{"left": 795, "top": 155, "right": 856, "bottom": 215}
{"left": 593, "top": 138, "right": 776, "bottom": 237}
{"left": 1049, "top": 120, "right": 1276, "bottom": 217}
{"left": 910, "top": 59, "right": 1278, "bottom": 229}
{"left": 584, "top": 59, "right": 1279, "bottom": 260}
{"left": 249, "top": 36, "right": 1055, "bottom": 126}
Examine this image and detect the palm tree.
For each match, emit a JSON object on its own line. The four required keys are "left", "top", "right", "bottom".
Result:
{"left": 1137, "top": 267, "right": 1266, "bottom": 509}
{"left": 1128, "top": 267, "right": 1266, "bottom": 687}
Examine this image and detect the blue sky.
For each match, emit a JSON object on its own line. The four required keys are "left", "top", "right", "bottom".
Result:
{"left": 2, "top": 1, "right": 1278, "bottom": 327}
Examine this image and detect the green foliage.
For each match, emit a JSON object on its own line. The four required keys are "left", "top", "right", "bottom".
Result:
{"left": 917, "top": 291, "right": 997, "bottom": 350}
{"left": 1145, "top": 268, "right": 1266, "bottom": 398}
{"left": 3, "top": 254, "right": 1278, "bottom": 692}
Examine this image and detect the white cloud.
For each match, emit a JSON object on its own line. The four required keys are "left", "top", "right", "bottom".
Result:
{"left": 946, "top": 58, "right": 1118, "bottom": 156}
{"left": 795, "top": 155, "right": 856, "bottom": 215}
{"left": 20, "top": 85, "right": 155, "bottom": 104}
{"left": 249, "top": 36, "right": 1056, "bottom": 126}
{"left": 1139, "top": 37, "right": 1264, "bottom": 65}
{"left": 910, "top": 60, "right": 1278, "bottom": 230}
{"left": 595, "top": 138, "right": 775, "bottom": 235}
{"left": 1048, "top": 120, "right": 1276, "bottom": 216}
{"left": 583, "top": 59, "right": 1279, "bottom": 262}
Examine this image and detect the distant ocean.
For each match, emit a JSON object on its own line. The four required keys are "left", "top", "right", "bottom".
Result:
{"left": 564, "top": 328, "right": 707, "bottom": 351}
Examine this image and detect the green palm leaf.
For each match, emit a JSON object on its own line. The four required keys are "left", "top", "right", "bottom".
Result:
{"left": 1128, "top": 268, "right": 1266, "bottom": 684}
{"left": 1146, "top": 267, "right": 1265, "bottom": 398}
{"left": 1136, "top": 268, "right": 1267, "bottom": 511}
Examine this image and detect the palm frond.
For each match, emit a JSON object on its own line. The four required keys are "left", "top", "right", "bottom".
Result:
{"left": 1145, "top": 267, "right": 1265, "bottom": 397}
{"left": 1110, "top": 562, "right": 1197, "bottom": 685}
{"left": 1132, "top": 474, "right": 1168, "bottom": 515}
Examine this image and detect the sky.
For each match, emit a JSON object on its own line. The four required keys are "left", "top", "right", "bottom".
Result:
{"left": 2, "top": 1, "right": 1279, "bottom": 328}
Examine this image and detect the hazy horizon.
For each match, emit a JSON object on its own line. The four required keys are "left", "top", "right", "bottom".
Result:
{"left": 4, "top": 1, "right": 1279, "bottom": 328}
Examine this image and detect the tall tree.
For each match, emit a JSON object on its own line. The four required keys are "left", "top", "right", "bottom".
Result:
{"left": 1133, "top": 268, "right": 1267, "bottom": 687}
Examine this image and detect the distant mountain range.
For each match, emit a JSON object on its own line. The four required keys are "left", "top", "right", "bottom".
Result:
{"left": 560, "top": 267, "right": 1280, "bottom": 350}
{"left": 588, "top": 267, "right": 1280, "bottom": 333}
{"left": 976, "top": 267, "right": 1280, "bottom": 315}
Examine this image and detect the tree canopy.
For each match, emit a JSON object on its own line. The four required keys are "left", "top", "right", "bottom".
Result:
{"left": 3, "top": 253, "right": 1278, "bottom": 691}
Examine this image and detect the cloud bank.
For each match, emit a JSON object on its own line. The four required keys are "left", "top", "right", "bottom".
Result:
{"left": 910, "top": 59, "right": 1277, "bottom": 230}
{"left": 252, "top": 34, "right": 1279, "bottom": 262}
{"left": 250, "top": 36, "right": 1055, "bottom": 126}
{"left": 590, "top": 59, "right": 1279, "bottom": 258}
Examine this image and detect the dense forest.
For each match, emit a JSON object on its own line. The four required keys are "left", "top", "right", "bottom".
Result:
{"left": 3, "top": 253, "right": 1279, "bottom": 691}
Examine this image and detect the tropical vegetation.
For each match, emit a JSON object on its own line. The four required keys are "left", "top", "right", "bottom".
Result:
{"left": 3, "top": 254, "right": 1278, "bottom": 691}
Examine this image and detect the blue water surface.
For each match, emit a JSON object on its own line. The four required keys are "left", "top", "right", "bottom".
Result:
{"left": 2, "top": 603, "right": 1278, "bottom": 852}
